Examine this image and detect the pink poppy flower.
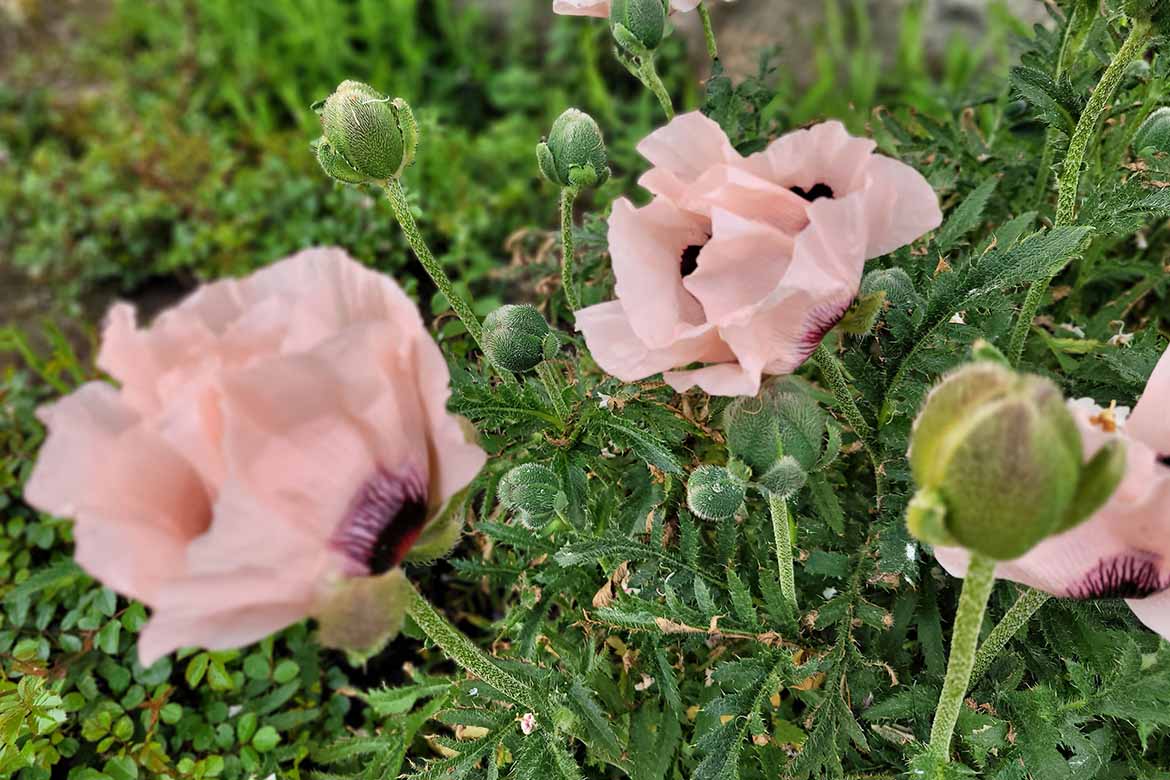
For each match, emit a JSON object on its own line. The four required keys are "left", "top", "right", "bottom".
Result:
{"left": 932, "top": 349, "right": 1170, "bottom": 640}
{"left": 23, "top": 248, "right": 486, "bottom": 665}
{"left": 576, "top": 112, "right": 941, "bottom": 396}
{"left": 553, "top": 0, "right": 710, "bottom": 18}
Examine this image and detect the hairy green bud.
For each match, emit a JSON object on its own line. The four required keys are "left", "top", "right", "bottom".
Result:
{"left": 907, "top": 362, "right": 1126, "bottom": 560}
{"left": 723, "top": 396, "right": 783, "bottom": 477}
{"left": 686, "top": 465, "right": 746, "bottom": 522}
{"left": 482, "top": 305, "right": 552, "bottom": 373}
{"left": 1133, "top": 107, "right": 1170, "bottom": 156}
{"left": 610, "top": 0, "right": 667, "bottom": 52}
{"left": 498, "top": 463, "right": 561, "bottom": 528}
{"left": 313, "top": 80, "right": 417, "bottom": 183}
{"left": 537, "top": 109, "right": 611, "bottom": 190}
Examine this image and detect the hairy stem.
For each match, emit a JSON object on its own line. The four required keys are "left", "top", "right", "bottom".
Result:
{"left": 560, "top": 186, "right": 581, "bottom": 312}
{"left": 697, "top": 1, "right": 718, "bottom": 60}
{"left": 406, "top": 586, "right": 541, "bottom": 712}
{"left": 1008, "top": 19, "right": 1152, "bottom": 366}
{"left": 641, "top": 55, "right": 676, "bottom": 120}
{"left": 970, "top": 587, "right": 1051, "bottom": 685}
{"left": 383, "top": 180, "right": 514, "bottom": 382}
{"left": 925, "top": 554, "right": 997, "bottom": 767}
{"left": 768, "top": 492, "right": 798, "bottom": 613}
{"left": 812, "top": 342, "right": 877, "bottom": 464}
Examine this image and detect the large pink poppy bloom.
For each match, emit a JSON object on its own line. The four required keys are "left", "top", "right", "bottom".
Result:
{"left": 576, "top": 112, "right": 941, "bottom": 396}
{"left": 933, "top": 349, "right": 1170, "bottom": 639}
{"left": 553, "top": 0, "right": 715, "bottom": 17}
{"left": 23, "top": 248, "right": 486, "bottom": 665}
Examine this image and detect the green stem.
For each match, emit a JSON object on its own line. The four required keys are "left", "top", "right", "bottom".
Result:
{"left": 969, "top": 587, "right": 1050, "bottom": 685}
{"left": 560, "top": 186, "right": 581, "bottom": 312}
{"left": 536, "top": 360, "right": 570, "bottom": 426}
{"left": 811, "top": 342, "right": 877, "bottom": 463}
{"left": 1007, "top": 19, "right": 1151, "bottom": 366}
{"left": 383, "top": 180, "right": 514, "bottom": 382}
{"left": 925, "top": 554, "right": 997, "bottom": 767}
{"left": 406, "top": 586, "right": 541, "bottom": 712}
{"left": 640, "top": 55, "right": 676, "bottom": 120}
{"left": 767, "top": 492, "right": 798, "bottom": 613}
{"left": 697, "top": 1, "right": 718, "bottom": 60}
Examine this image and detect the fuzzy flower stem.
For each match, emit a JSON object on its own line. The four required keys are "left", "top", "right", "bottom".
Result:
{"left": 812, "top": 342, "right": 878, "bottom": 465}
{"left": 560, "top": 186, "right": 581, "bottom": 312}
{"left": 1008, "top": 19, "right": 1151, "bottom": 366}
{"left": 406, "top": 586, "right": 542, "bottom": 712}
{"left": 925, "top": 554, "right": 997, "bottom": 767}
{"left": 616, "top": 48, "right": 675, "bottom": 120}
{"left": 970, "top": 587, "right": 1051, "bottom": 685}
{"left": 382, "top": 179, "right": 515, "bottom": 382}
{"left": 768, "top": 492, "right": 798, "bottom": 613}
{"left": 697, "top": 2, "right": 718, "bottom": 60}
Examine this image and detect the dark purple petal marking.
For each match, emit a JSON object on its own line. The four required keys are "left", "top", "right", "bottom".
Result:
{"left": 1158, "top": 454, "right": 1170, "bottom": 468}
{"left": 680, "top": 243, "right": 706, "bottom": 278}
{"left": 1067, "top": 552, "right": 1168, "bottom": 600}
{"left": 794, "top": 300, "right": 853, "bottom": 365}
{"left": 790, "top": 183, "right": 835, "bottom": 202}
{"left": 332, "top": 466, "right": 429, "bottom": 576}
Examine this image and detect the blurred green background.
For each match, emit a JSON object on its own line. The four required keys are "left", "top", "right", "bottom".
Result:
{"left": 0, "top": 1, "right": 1033, "bottom": 777}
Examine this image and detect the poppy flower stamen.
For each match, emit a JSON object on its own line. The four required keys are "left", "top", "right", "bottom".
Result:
{"left": 1068, "top": 552, "right": 1167, "bottom": 600}
{"left": 334, "top": 466, "right": 430, "bottom": 576}
{"left": 789, "top": 183, "right": 835, "bottom": 202}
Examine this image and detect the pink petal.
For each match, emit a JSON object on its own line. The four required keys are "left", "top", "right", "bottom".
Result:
{"left": 669, "top": 0, "right": 702, "bottom": 9}
{"left": 679, "top": 165, "right": 810, "bottom": 234}
{"left": 748, "top": 121, "right": 877, "bottom": 199}
{"left": 24, "top": 383, "right": 211, "bottom": 603}
{"left": 664, "top": 362, "right": 763, "bottom": 397}
{"left": 637, "top": 112, "right": 742, "bottom": 203}
{"left": 576, "top": 300, "right": 732, "bottom": 382}
{"left": 682, "top": 209, "right": 795, "bottom": 325}
{"left": 859, "top": 154, "right": 943, "bottom": 258}
{"left": 1129, "top": 349, "right": 1170, "bottom": 455}
{"left": 552, "top": 0, "right": 610, "bottom": 16}
{"left": 608, "top": 198, "right": 711, "bottom": 349}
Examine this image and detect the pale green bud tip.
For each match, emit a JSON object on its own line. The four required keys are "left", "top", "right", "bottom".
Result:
{"left": 315, "top": 80, "right": 414, "bottom": 183}
{"left": 1134, "top": 107, "right": 1170, "bottom": 156}
{"left": 686, "top": 465, "right": 746, "bottom": 522}
{"left": 907, "top": 361, "right": 1107, "bottom": 560}
{"left": 905, "top": 489, "right": 957, "bottom": 547}
{"left": 538, "top": 108, "right": 610, "bottom": 189}
{"left": 498, "top": 463, "right": 561, "bottom": 525}
{"left": 723, "top": 396, "right": 783, "bottom": 477}
{"left": 482, "top": 305, "right": 552, "bottom": 373}
{"left": 611, "top": 0, "right": 667, "bottom": 51}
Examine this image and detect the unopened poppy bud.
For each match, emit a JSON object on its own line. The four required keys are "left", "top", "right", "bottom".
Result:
{"left": 498, "top": 463, "right": 561, "bottom": 528}
{"left": 536, "top": 109, "right": 611, "bottom": 190}
{"left": 313, "top": 80, "right": 417, "bottom": 184}
{"left": 1134, "top": 107, "right": 1170, "bottom": 156}
{"left": 483, "top": 305, "right": 552, "bottom": 373}
{"left": 686, "top": 465, "right": 745, "bottom": 522}
{"left": 908, "top": 362, "right": 1126, "bottom": 560}
{"left": 610, "top": 0, "right": 667, "bottom": 52}
{"left": 723, "top": 396, "right": 782, "bottom": 477}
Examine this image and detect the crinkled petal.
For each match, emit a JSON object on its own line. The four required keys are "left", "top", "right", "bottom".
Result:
{"left": 748, "top": 121, "right": 877, "bottom": 197}
{"left": 608, "top": 197, "right": 711, "bottom": 348}
{"left": 24, "top": 384, "right": 211, "bottom": 603}
{"left": 859, "top": 154, "right": 943, "bottom": 258}
{"left": 664, "top": 362, "right": 763, "bottom": 397}
{"left": 553, "top": 0, "right": 610, "bottom": 16}
{"left": 1129, "top": 350, "right": 1170, "bottom": 455}
{"left": 577, "top": 300, "right": 732, "bottom": 382}
{"left": 679, "top": 165, "right": 810, "bottom": 234}
{"left": 683, "top": 209, "right": 795, "bottom": 324}
{"left": 637, "top": 112, "right": 742, "bottom": 203}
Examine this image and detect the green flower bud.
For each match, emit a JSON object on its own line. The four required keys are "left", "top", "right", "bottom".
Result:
{"left": 723, "top": 396, "right": 783, "bottom": 476}
{"left": 1133, "top": 107, "right": 1170, "bottom": 156}
{"left": 610, "top": 0, "right": 667, "bottom": 52}
{"left": 483, "top": 305, "right": 552, "bottom": 373}
{"left": 907, "top": 362, "right": 1126, "bottom": 560}
{"left": 498, "top": 463, "right": 561, "bottom": 528}
{"left": 536, "top": 109, "right": 611, "bottom": 190}
{"left": 686, "top": 465, "right": 746, "bottom": 522}
{"left": 313, "top": 80, "right": 417, "bottom": 184}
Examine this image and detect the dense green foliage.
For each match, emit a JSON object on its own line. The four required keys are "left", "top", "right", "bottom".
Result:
{"left": 5, "top": 0, "right": 1170, "bottom": 778}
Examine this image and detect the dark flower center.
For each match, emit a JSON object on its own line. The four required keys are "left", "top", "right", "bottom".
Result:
{"left": 1068, "top": 553, "right": 1167, "bottom": 600}
{"left": 789, "top": 182, "right": 834, "bottom": 202}
{"left": 1159, "top": 454, "right": 1170, "bottom": 468}
{"left": 680, "top": 243, "right": 705, "bottom": 278}
{"left": 332, "top": 467, "right": 430, "bottom": 576}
